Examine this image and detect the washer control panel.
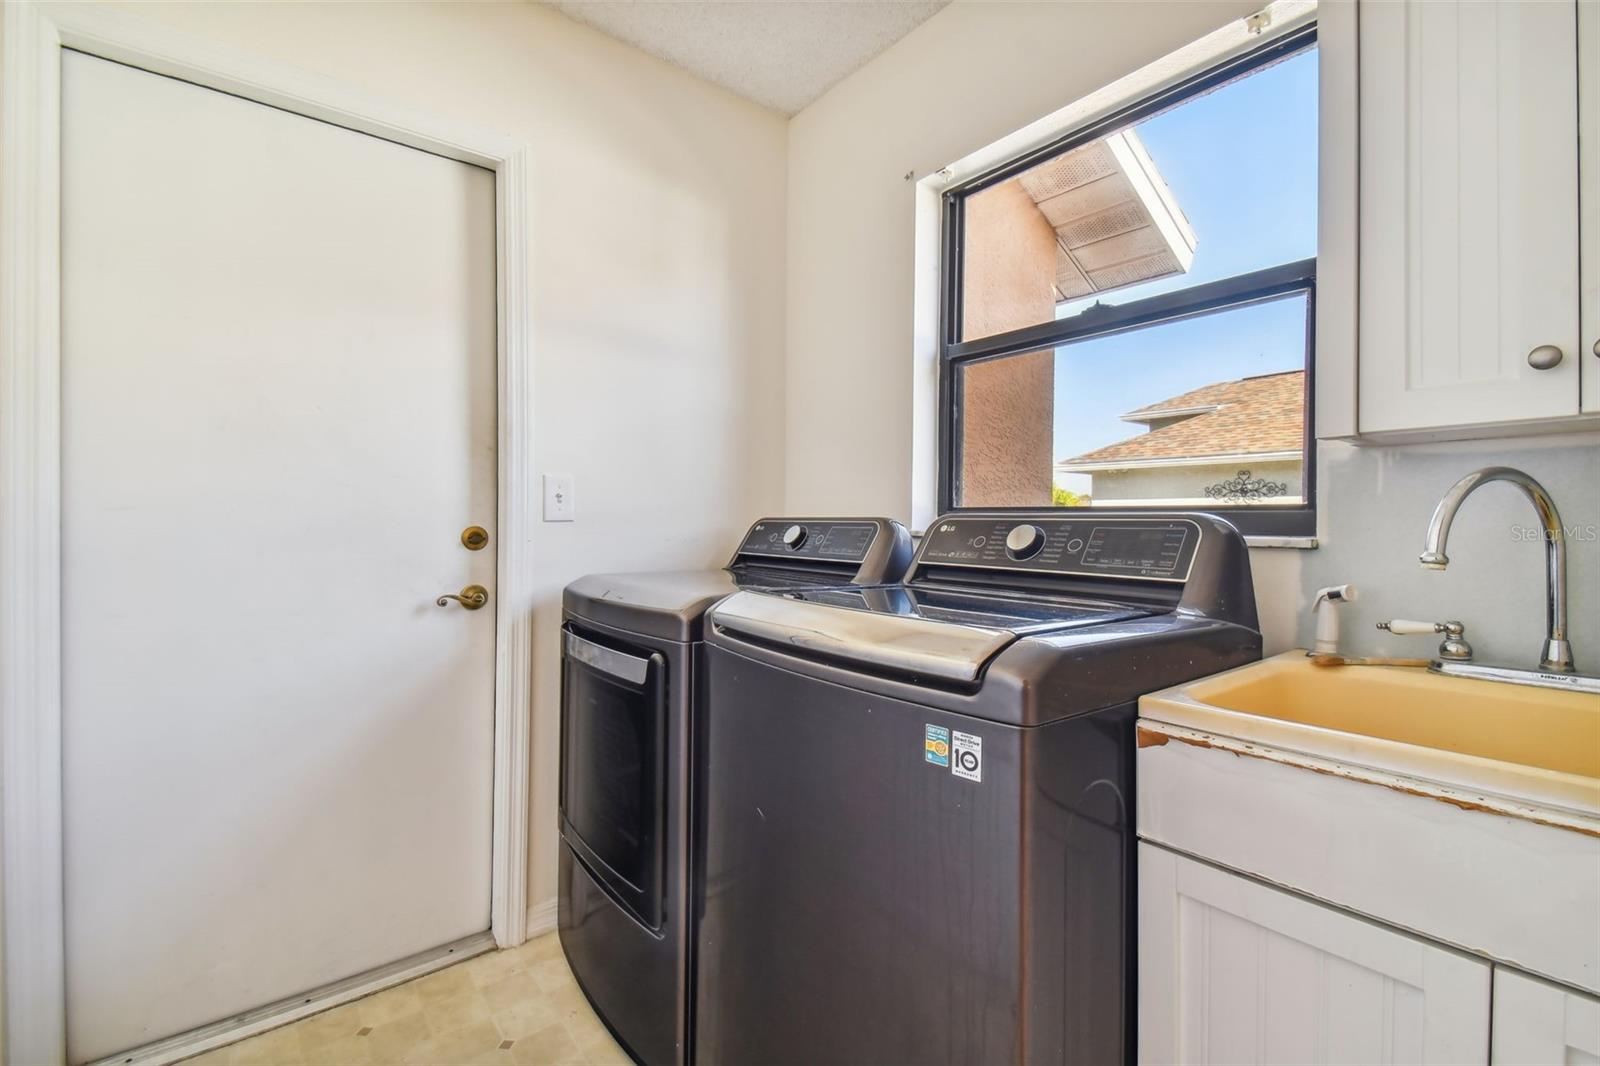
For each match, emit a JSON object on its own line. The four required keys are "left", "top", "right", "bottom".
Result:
{"left": 737, "top": 520, "right": 880, "bottom": 563}
{"left": 918, "top": 517, "right": 1200, "bottom": 582}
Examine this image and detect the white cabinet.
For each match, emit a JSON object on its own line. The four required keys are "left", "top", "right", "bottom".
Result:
{"left": 1582, "top": 0, "right": 1600, "bottom": 415}
{"left": 1493, "top": 968, "right": 1600, "bottom": 1064}
{"left": 1139, "top": 843, "right": 1491, "bottom": 1065}
{"left": 1356, "top": 0, "right": 1586, "bottom": 435}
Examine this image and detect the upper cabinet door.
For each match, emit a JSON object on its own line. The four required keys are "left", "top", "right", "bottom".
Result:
{"left": 1492, "top": 967, "right": 1600, "bottom": 1062}
{"left": 1582, "top": 0, "right": 1600, "bottom": 414}
{"left": 1359, "top": 0, "right": 1582, "bottom": 432}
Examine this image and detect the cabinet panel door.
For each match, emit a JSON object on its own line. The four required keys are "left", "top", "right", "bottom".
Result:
{"left": 1581, "top": 0, "right": 1599, "bottom": 414}
{"left": 1139, "top": 844, "right": 1490, "bottom": 1065}
{"left": 1493, "top": 968, "right": 1600, "bottom": 1064}
{"left": 1359, "top": 0, "right": 1581, "bottom": 431}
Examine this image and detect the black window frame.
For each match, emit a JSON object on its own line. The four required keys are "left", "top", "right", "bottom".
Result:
{"left": 937, "top": 24, "right": 1319, "bottom": 539}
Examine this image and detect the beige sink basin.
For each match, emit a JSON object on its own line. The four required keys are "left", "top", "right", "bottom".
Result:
{"left": 1142, "top": 651, "right": 1600, "bottom": 815}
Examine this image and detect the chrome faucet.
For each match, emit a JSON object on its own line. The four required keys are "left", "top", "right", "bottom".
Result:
{"left": 1419, "top": 466, "right": 1574, "bottom": 674}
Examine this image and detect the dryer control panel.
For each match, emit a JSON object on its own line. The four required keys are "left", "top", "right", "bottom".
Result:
{"left": 737, "top": 520, "right": 879, "bottom": 562}
{"left": 726, "top": 517, "right": 914, "bottom": 588}
{"left": 917, "top": 516, "right": 1200, "bottom": 583}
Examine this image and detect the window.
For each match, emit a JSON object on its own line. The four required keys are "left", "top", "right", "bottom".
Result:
{"left": 939, "top": 26, "right": 1318, "bottom": 538}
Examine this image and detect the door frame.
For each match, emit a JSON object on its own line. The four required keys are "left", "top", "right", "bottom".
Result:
{"left": 0, "top": 5, "right": 535, "bottom": 1062}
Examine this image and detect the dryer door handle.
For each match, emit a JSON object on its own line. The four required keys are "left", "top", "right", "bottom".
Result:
{"left": 564, "top": 630, "right": 651, "bottom": 685}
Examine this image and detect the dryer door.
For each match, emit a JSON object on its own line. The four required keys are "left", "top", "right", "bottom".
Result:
{"left": 560, "top": 625, "right": 668, "bottom": 929}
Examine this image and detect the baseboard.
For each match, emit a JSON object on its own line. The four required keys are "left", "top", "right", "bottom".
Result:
{"left": 89, "top": 931, "right": 495, "bottom": 1066}
{"left": 526, "top": 896, "right": 559, "bottom": 938}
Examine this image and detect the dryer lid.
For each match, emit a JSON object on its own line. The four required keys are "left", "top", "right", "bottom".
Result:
{"left": 564, "top": 569, "right": 736, "bottom": 642}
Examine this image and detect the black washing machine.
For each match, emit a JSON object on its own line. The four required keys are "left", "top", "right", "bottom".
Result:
{"left": 558, "top": 517, "right": 912, "bottom": 1066}
{"left": 695, "top": 512, "right": 1261, "bottom": 1065}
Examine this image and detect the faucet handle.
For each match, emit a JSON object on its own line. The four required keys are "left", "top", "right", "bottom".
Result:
{"left": 1377, "top": 619, "right": 1472, "bottom": 661}
{"left": 1377, "top": 619, "right": 1445, "bottom": 636}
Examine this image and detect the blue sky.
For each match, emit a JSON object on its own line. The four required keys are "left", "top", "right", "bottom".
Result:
{"left": 1047, "top": 47, "right": 1319, "bottom": 488}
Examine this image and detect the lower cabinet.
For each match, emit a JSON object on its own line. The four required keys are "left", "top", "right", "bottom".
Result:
{"left": 1493, "top": 967, "right": 1600, "bottom": 1064}
{"left": 1138, "top": 844, "right": 1491, "bottom": 1064}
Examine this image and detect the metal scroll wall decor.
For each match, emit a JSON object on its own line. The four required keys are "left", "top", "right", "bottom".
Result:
{"left": 1203, "top": 469, "right": 1289, "bottom": 503}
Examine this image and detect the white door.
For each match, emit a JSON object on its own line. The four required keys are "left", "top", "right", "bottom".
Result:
{"left": 61, "top": 50, "right": 498, "bottom": 1061}
{"left": 1138, "top": 844, "right": 1491, "bottom": 1065}
{"left": 1358, "top": 0, "right": 1582, "bottom": 432}
{"left": 1493, "top": 968, "right": 1600, "bottom": 1064}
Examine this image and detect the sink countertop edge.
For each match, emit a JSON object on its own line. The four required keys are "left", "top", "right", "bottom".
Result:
{"left": 1135, "top": 719, "right": 1600, "bottom": 838}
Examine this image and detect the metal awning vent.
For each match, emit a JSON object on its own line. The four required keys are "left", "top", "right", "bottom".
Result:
{"left": 1016, "top": 129, "right": 1197, "bottom": 302}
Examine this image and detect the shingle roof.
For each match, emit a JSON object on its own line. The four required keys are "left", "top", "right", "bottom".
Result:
{"left": 1060, "top": 370, "right": 1304, "bottom": 466}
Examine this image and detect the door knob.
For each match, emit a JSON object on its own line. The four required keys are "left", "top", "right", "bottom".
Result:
{"left": 1527, "top": 344, "right": 1563, "bottom": 370}
{"left": 436, "top": 584, "right": 489, "bottom": 610}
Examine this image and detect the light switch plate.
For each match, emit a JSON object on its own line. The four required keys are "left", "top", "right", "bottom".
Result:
{"left": 543, "top": 473, "right": 575, "bottom": 522}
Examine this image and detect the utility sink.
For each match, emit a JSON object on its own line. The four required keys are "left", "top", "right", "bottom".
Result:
{"left": 1141, "top": 651, "right": 1600, "bottom": 815}
{"left": 1187, "top": 653, "right": 1600, "bottom": 778}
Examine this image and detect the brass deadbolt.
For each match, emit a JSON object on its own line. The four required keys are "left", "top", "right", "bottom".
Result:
{"left": 461, "top": 525, "right": 490, "bottom": 551}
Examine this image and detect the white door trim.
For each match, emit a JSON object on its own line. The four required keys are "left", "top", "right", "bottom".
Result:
{"left": 0, "top": 6, "right": 535, "bottom": 1062}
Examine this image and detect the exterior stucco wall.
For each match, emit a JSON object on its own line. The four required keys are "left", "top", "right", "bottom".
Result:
{"left": 1071, "top": 458, "right": 1303, "bottom": 504}
{"left": 957, "top": 180, "right": 1056, "bottom": 506}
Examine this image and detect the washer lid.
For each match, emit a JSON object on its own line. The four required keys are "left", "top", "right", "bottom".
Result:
{"left": 708, "top": 586, "right": 1153, "bottom": 683}
{"left": 802, "top": 584, "right": 1153, "bottom": 634}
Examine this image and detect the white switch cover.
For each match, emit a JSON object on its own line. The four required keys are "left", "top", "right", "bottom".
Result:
{"left": 543, "top": 473, "right": 575, "bottom": 521}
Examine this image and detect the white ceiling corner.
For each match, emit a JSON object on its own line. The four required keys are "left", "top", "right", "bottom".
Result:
{"left": 542, "top": 0, "right": 952, "bottom": 115}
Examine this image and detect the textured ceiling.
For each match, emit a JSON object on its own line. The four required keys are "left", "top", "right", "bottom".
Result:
{"left": 543, "top": 0, "right": 951, "bottom": 115}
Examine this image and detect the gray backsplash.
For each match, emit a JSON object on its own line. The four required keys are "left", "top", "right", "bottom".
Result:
{"left": 1249, "top": 434, "right": 1599, "bottom": 669}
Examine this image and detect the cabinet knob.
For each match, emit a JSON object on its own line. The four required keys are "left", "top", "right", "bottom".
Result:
{"left": 1527, "top": 344, "right": 1563, "bottom": 370}
{"left": 1593, "top": 338, "right": 1599, "bottom": 358}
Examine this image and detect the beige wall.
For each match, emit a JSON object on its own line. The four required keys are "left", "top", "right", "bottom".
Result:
{"left": 958, "top": 179, "right": 1056, "bottom": 506}
{"left": 50, "top": 0, "right": 789, "bottom": 917}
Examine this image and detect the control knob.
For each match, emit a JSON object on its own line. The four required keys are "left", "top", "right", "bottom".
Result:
{"left": 782, "top": 524, "right": 808, "bottom": 550}
{"left": 1005, "top": 523, "right": 1045, "bottom": 560}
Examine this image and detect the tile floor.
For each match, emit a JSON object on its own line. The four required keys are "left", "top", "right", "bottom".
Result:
{"left": 184, "top": 931, "right": 631, "bottom": 1066}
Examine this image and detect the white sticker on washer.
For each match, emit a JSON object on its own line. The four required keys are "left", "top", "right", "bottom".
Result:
{"left": 951, "top": 731, "right": 982, "bottom": 783}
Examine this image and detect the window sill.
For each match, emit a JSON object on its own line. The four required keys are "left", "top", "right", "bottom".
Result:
{"left": 914, "top": 531, "right": 1318, "bottom": 550}
{"left": 1245, "top": 535, "right": 1318, "bottom": 550}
